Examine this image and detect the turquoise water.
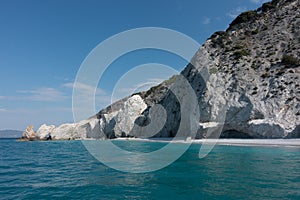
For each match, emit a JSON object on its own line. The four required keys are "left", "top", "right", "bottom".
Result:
{"left": 1, "top": 139, "right": 300, "bottom": 199}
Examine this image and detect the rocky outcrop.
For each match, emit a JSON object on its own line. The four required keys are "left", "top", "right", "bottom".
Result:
{"left": 36, "top": 124, "right": 55, "bottom": 139}
{"left": 22, "top": 95, "right": 148, "bottom": 140}
{"left": 112, "top": 95, "right": 147, "bottom": 137}
{"left": 28, "top": 0, "right": 300, "bottom": 140}
{"left": 21, "top": 125, "right": 37, "bottom": 140}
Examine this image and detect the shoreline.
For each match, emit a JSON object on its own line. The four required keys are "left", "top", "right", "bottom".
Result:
{"left": 16, "top": 137, "right": 300, "bottom": 147}
{"left": 114, "top": 138, "right": 300, "bottom": 147}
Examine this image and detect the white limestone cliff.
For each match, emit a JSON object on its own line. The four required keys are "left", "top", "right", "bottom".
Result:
{"left": 113, "top": 95, "right": 147, "bottom": 137}
{"left": 24, "top": 95, "right": 147, "bottom": 140}
{"left": 24, "top": 0, "right": 300, "bottom": 140}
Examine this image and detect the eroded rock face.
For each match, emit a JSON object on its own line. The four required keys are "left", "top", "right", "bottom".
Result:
{"left": 34, "top": 119, "right": 103, "bottom": 140}
{"left": 36, "top": 124, "right": 55, "bottom": 139}
{"left": 74, "top": 117, "right": 104, "bottom": 139}
{"left": 29, "top": 95, "right": 147, "bottom": 140}
{"left": 113, "top": 95, "right": 147, "bottom": 137}
{"left": 51, "top": 123, "right": 77, "bottom": 140}
{"left": 22, "top": 125, "right": 36, "bottom": 140}
{"left": 131, "top": 0, "right": 299, "bottom": 139}
{"left": 180, "top": 0, "right": 300, "bottom": 138}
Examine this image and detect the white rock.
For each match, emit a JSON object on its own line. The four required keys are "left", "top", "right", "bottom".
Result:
{"left": 247, "top": 119, "right": 286, "bottom": 138}
{"left": 113, "top": 95, "right": 147, "bottom": 137}
{"left": 36, "top": 124, "right": 55, "bottom": 139}
{"left": 52, "top": 123, "right": 76, "bottom": 140}
{"left": 22, "top": 125, "right": 35, "bottom": 139}
{"left": 75, "top": 118, "right": 102, "bottom": 139}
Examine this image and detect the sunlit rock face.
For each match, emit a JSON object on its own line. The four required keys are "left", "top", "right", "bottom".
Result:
{"left": 22, "top": 125, "right": 36, "bottom": 140}
{"left": 36, "top": 124, "right": 55, "bottom": 139}
{"left": 112, "top": 95, "right": 148, "bottom": 137}
{"left": 181, "top": 0, "right": 300, "bottom": 138}
{"left": 29, "top": 95, "right": 148, "bottom": 140}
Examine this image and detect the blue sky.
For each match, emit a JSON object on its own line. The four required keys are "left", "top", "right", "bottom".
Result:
{"left": 0, "top": 0, "right": 268, "bottom": 130}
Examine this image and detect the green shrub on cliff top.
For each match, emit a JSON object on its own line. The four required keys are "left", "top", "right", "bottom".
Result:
{"left": 233, "top": 49, "right": 250, "bottom": 59}
{"left": 229, "top": 10, "right": 259, "bottom": 28}
{"left": 282, "top": 54, "right": 300, "bottom": 67}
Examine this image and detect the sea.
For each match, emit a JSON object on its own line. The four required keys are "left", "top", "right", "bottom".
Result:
{"left": 1, "top": 138, "right": 300, "bottom": 199}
